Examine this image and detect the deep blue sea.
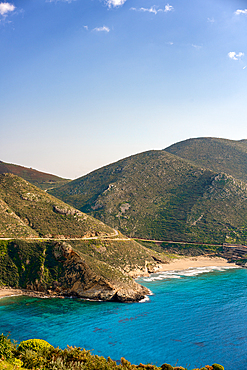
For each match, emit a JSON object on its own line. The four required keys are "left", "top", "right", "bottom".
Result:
{"left": 1, "top": 266, "right": 247, "bottom": 370}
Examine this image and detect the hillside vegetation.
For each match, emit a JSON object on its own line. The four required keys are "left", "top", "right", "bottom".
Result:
{"left": 49, "top": 149, "right": 247, "bottom": 244}
{"left": 0, "top": 161, "right": 70, "bottom": 190}
{"left": 0, "top": 237, "right": 164, "bottom": 290}
{"left": 0, "top": 173, "right": 114, "bottom": 238}
{"left": 0, "top": 238, "right": 159, "bottom": 301}
{"left": 165, "top": 137, "right": 247, "bottom": 183}
{"left": 0, "top": 173, "right": 170, "bottom": 301}
{"left": 0, "top": 334, "right": 223, "bottom": 370}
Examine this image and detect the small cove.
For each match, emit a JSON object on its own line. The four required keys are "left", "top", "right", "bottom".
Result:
{"left": 1, "top": 266, "right": 246, "bottom": 370}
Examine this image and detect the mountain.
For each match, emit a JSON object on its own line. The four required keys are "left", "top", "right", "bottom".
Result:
{"left": 0, "top": 173, "right": 165, "bottom": 301}
{"left": 0, "top": 160, "right": 70, "bottom": 190}
{"left": 49, "top": 146, "right": 247, "bottom": 244}
{"left": 164, "top": 137, "right": 247, "bottom": 183}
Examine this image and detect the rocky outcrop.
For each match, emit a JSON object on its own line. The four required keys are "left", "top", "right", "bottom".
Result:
{"left": 53, "top": 205, "right": 82, "bottom": 217}
{"left": 222, "top": 243, "right": 247, "bottom": 267}
{"left": 0, "top": 238, "right": 150, "bottom": 303}
{"left": 50, "top": 242, "right": 149, "bottom": 302}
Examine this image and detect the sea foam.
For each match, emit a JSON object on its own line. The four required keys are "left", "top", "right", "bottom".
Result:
{"left": 138, "top": 265, "right": 239, "bottom": 282}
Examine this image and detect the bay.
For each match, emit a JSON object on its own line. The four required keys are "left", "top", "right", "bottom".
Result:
{"left": 0, "top": 266, "right": 246, "bottom": 369}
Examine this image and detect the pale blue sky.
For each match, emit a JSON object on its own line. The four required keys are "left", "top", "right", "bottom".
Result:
{"left": 1, "top": 0, "right": 247, "bottom": 178}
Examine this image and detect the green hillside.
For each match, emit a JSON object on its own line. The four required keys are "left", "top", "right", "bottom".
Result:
{"left": 0, "top": 237, "right": 164, "bottom": 289}
{"left": 0, "top": 173, "right": 168, "bottom": 301}
{"left": 0, "top": 161, "right": 70, "bottom": 190}
{"left": 0, "top": 173, "right": 114, "bottom": 238}
{"left": 0, "top": 238, "right": 156, "bottom": 301}
{"left": 49, "top": 150, "right": 247, "bottom": 244}
{"left": 164, "top": 137, "right": 247, "bottom": 183}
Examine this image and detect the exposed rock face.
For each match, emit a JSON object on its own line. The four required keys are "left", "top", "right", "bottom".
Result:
{"left": 52, "top": 242, "right": 149, "bottom": 302}
{"left": 113, "top": 285, "right": 149, "bottom": 303}
{"left": 53, "top": 206, "right": 82, "bottom": 217}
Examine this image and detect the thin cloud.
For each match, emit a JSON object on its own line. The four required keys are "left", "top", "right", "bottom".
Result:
{"left": 135, "top": 7, "right": 161, "bottom": 15}
{"left": 192, "top": 44, "right": 202, "bottom": 49}
{"left": 228, "top": 51, "right": 244, "bottom": 60}
{"left": 207, "top": 18, "right": 215, "bottom": 23}
{"left": 84, "top": 25, "right": 88, "bottom": 30}
{"left": 0, "top": 2, "right": 15, "bottom": 16}
{"left": 105, "top": 0, "right": 126, "bottom": 8}
{"left": 130, "top": 4, "right": 174, "bottom": 15}
{"left": 243, "top": 66, "right": 246, "bottom": 70}
{"left": 93, "top": 26, "right": 110, "bottom": 32}
{"left": 235, "top": 9, "right": 247, "bottom": 15}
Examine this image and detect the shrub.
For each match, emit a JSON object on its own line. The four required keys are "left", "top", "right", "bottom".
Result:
{"left": 212, "top": 365, "right": 224, "bottom": 370}
{"left": 0, "top": 334, "right": 15, "bottom": 361}
{"left": 12, "top": 358, "right": 23, "bottom": 368}
{"left": 161, "top": 364, "right": 174, "bottom": 370}
{"left": 17, "top": 339, "right": 53, "bottom": 369}
{"left": 120, "top": 357, "right": 135, "bottom": 370}
{"left": 17, "top": 348, "right": 45, "bottom": 369}
{"left": 17, "top": 338, "right": 53, "bottom": 353}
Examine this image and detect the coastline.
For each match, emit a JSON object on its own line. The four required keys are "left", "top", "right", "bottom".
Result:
{"left": 0, "top": 287, "right": 62, "bottom": 300}
{"left": 0, "top": 257, "right": 239, "bottom": 300}
{"left": 154, "top": 256, "right": 238, "bottom": 272}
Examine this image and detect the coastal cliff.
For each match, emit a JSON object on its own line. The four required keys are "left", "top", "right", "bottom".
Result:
{"left": 0, "top": 239, "right": 151, "bottom": 302}
{"left": 51, "top": 241, "right": 149, "bottom": 302}
{"left": 0, "top": 174, "right": 164, "bottom": 302}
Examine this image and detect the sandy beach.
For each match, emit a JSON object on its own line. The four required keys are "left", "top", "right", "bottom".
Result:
{"left": 0, "top": 287, "right": 24, "bottom": 299}
{"left": 155, "top": 256, "right": 238, "bottom": 272}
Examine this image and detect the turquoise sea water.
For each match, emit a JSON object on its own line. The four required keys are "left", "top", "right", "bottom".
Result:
{"left": 1, "top": 266, "right": 247, "bottom": 369}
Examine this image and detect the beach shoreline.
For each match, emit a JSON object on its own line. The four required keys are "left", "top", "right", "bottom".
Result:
{"left": 0, "top": 287, "right": 63, "bottom": 300}
{"left": 154, "top": 256, "right": 238, "bottom": 272}
{"left": 0, "top": 287, "right": 24, "bottom": 299}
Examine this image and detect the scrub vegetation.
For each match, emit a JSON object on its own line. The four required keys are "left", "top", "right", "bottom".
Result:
{"left": 0, "top": 334, "right": 224, "bottom": 370}
{"left": 49, "top": 142, "right": 247, "bottom": 244}
{"left": 0, "top": 173, "right": 113, "bottom": 238}
{"left": 165, "top": 137, "right": 247, "bottom": 183}
{"left": 0, "top": 237, "right": 167, "bottom": 291}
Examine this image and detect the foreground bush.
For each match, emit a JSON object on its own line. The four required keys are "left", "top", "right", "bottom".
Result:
{"left": 17, "top": 339, "right": 53, "bottom": 353}
{"left": 0, "top": 334, "right": 16, "bottom": 361}
{"left": 0, "top": 335, "right": 224, "bottom": 370}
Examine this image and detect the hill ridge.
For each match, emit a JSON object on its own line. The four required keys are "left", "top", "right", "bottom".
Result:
{"left": 49, "top": 141, "right": 247, "bottom": 244}
{"left": 164, "top": 137, "right": 247, "bottom": 183}
{"left": 0, "top": 160, "right": 70, "bottom": 190}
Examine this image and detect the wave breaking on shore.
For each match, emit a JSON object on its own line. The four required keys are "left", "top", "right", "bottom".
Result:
{"left": 139, "top": 265, "right": 240, "bottom": 282}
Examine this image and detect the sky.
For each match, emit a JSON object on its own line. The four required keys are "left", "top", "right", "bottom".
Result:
{"left": 1, "top": 0, "right": 247, "bottom": 179}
